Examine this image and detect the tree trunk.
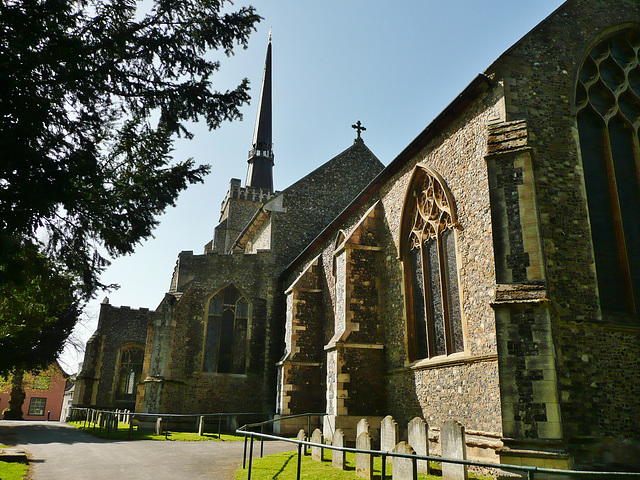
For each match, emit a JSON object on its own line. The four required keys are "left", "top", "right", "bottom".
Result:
{"left": 4, "top": 370, "right": 25, "bottom": 420}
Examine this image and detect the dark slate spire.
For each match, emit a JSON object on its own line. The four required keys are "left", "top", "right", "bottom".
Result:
{"left": 245, "top": 32, "right": 274, "bottom": 193}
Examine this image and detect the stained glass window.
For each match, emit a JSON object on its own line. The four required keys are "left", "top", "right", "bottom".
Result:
{"left": 575, "top": 28, "right": 640, "bottom": 315}
{"left": 116, "top": 346, "right": 144, "bottom": 401}
{"left": 203, "top": 285, "right": 249, "bottom": 374}
{"left": 402, "top": 166, "right": 464, "bottom": 360}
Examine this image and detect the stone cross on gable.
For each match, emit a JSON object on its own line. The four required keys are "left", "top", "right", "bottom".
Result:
{"left": 352, "top": 120, "right": 366, "bottom": 139}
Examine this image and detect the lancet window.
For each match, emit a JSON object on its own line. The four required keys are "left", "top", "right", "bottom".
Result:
{"left": 401, "top": 165, "right": 464, "bottom": 360}
{"left": 574, "top": 27, "right": 640, "bottom": 315}
{"left": 203, "top": 284, "right": 249, "bottom": 374}
{"left": 115, "top": 345, "right": 144, "bottom": 401}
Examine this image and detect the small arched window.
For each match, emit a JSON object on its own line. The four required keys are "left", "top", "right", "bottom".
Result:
{"left": 574, "top": 27, "right": 640, "bottom": 315}
{"left": 400, "top": 165, "right": 464, "bottom": 361}
{"left": 203, "top": 284, "right": 249, "bottom": 374}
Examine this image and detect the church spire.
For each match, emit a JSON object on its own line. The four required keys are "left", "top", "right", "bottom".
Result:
{"left": 245, "top": 32, "right": 274, "bottom": 193}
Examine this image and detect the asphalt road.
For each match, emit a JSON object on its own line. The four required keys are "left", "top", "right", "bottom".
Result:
{"left": 0, "top": 420, "right": 295, "bottom": 480}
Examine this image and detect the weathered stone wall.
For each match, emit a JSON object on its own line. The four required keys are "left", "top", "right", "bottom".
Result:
{"left": 249, "top": 215, "right": 272, "bottom": 252}
{"left": 380, "top": 85, "right": 505, "bottom": 432}
{"left": 75, "top": 302, "right": 152, "bottom": 408}
{"left": 284, "top": 84, "right": 505, "bottom": 434}
{"left": 278, "top": 259, "right": 325, "bottom": 414}
{"left": 140, "top": 250, "right": 277, "bottom": 414}
{"left": 271, "top": 139, "right": 384, "bottom": 267}
{"left": 487, "top": 0, "right": 640, "bottom": 463}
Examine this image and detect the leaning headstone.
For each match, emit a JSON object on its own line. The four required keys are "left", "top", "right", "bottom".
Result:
{"left": 332, "top": 428, "right": 345, "bottom": 470}
{"left": 381, "top": 415, "right": 398, "bottom": 462}
{"left": 198, "top": 416, "right": 205, "bottom": 436}
{"left": 392, "top": 441, "right": 417, "bottom": 480}
{"left": 408, "top": 417, "right": 429, "bottom": 474}
{"left": 356, "top": 432, "right": 373, "bottom": 480}
{"left": 441, "top": 420, "right": 467, "bottom": 480}
{"left": 311, "top": 428, "right": 324, "bottom": 462}
{"left": 155, "top": 417, "right": 163, "bottom": 436}
{"left": 297, "top": 429, "right": 308, "bottom": 455}
{"left": 357, "top": 418, "right": 370, "bottom": 438}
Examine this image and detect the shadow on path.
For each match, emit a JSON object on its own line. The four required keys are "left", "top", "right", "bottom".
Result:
{"left": 0, "top": 420, "right": 295, "bottom": 480}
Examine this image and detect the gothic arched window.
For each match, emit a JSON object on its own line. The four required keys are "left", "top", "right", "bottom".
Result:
{"left": 115, "top": 345, "right": 144, "bottom": 402}
{"left": 575, "top": 27, "right": 640, "bottom": 315}
{"left": 203, "top": 284, "right": 249, "bottom": 374}
{"left": 400, "top": 165, "right": 464, "bottom": 361}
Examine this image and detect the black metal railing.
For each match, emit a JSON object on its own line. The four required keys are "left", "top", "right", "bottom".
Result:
{"left": 236, "top": 413, "right": 640, "bottom": 480}
{"left": 68, "top": 407, "right": 271, "bottom": 440}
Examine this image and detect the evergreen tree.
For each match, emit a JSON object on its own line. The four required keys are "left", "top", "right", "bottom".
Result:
{"left": 0, "top": 0, "right": 260, "bottom": 371}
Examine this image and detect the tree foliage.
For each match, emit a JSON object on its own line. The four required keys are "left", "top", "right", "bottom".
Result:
{"left": 0, "top": 243, "right": 80, "bottom": 375}
{"left": 0, "top": 0, "right": 260, "bottom": 370}
{"left": 0, "top": 0, "right": 260, "bottom": 295}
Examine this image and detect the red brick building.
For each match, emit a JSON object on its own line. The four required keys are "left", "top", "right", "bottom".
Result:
{"left": 0, "top": 362, "right": 69, "bottom": 421}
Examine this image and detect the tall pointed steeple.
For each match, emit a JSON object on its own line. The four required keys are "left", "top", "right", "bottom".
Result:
{"left": 245, "top": 32, "right": 274, "bottom": 193}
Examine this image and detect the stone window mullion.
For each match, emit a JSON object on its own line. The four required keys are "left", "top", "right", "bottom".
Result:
{"left": 401, "top": 164, "right": 464, "bottom": 361}
{"left": 602, "top": 120, "right": 635, "bottom": 312}
{"left": 576, "top": 28, "right": 640, "bottom": 315}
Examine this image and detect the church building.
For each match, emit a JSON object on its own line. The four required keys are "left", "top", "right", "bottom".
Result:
{"left": 75, "top": 0, "right": 640, "bottom": 471}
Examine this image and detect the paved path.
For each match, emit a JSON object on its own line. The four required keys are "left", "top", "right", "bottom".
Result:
{"left": 0, "top": 421, "right": 295, "bottom": 479}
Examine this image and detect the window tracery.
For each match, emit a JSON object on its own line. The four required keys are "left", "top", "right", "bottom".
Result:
{"left": 115, "top": 345, "right": 144, "bottom": 402}
{"left": 575, "top": 27, "right": 640, "bottom": 315}
{"left": 401, "top": 165, "right": 464, "bottom": 360}
{"left": 203, "top": 284, "right": 249, "bottom": 374}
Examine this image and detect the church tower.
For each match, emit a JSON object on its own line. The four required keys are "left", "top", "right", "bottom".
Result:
{"left": 207, "top": 35, "right": 277, "bottom": 254}
{"left": 245, "top": 34, "right": 274, "bottom": 192}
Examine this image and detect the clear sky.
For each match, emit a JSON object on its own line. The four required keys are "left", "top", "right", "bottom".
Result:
{"left": 60, "top": 0, "right": 567, "bottom": 372}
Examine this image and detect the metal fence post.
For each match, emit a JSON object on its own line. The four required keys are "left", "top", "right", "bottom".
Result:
{"left": 218, "top": 414, "right": 222, "bottom": 438}
{"left": 381, "top": 453, "right": 386, "bottom": 480}
{"left": 307, "top": 415, "right": 311, "bottom": 437}
{"left": 260, "top": 424, "right": 264, "bottom": 458}
{"left": 297, "top": 441, "right": 302, "bottom": 480}
{"left": 243, "top": 435, "right": 248, "bottom": 469}
{"left": 248, "top": 434, "right": 254, "bottom": 480}
{"left": 128, "top": 418, "right": 134, "bottom": 440}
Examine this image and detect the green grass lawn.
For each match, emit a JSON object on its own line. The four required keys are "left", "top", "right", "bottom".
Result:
{"left": 67, "top": 421, "right": 245, "bottom": 441}
{"left": 0, "top": 461, "right": 29, "bottom": 480}
{"left": 234, "top": 449, "right": 492, "bottom": 480}
{"left": 0, "top": 445, "right": 29, "bottom": 480}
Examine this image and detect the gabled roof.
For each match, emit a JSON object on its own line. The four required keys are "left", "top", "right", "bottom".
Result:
{"left": 281, "top": 74, "right": 491, "bottom": 277}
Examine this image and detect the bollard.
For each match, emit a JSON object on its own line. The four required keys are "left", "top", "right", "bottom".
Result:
{"left": 198, "top": 416, "right": 205, "bottom": 436}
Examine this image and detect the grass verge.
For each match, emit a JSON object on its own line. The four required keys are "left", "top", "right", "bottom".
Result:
{"left": 67, "top": 421, "right": 245, "bottom": 441}
{"left": 234, "top": 449, "right": 492, "bottom": 480}
{"left": 0, "top": 461, "right": 29, "bottom": 480}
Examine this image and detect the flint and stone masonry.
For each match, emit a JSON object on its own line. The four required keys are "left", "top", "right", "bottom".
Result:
{"left": 76, "top": 1, "right": 640, "bottom": 471}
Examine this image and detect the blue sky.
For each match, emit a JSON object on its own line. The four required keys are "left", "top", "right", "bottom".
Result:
{"left": 61, "top": 0, "right": 567, "bottom": 372}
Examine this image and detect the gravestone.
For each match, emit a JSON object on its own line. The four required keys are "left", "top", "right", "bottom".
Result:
{"left": 198, "top": 416, "right": 205, "bottom": 436}
{"left": 332, "top": 428, "right": 346, "bottom": 470}
{"left": 155, "top": 417, "right": 163, "bottom": 436}
{"left": 311, "top": 428, "right": 324, "bottom": 462}
{"left": 356, "top": 432, "right": 373, "bottom": 479}
{"left": 408, "top": 417, "right": 429, "bottom": 474}
{"left": 392, "top": 442, "right": 417, "bottom": 480}
{"left": 357, "top": 418, "right": 370, "bottom": 438}
{"left": 297, "top": 429, "right": 308, "bottom": 455}
{"left": 441, "top": 420, "right": 467, "bottom": 480}
{"left": 381, "top": 415, "right": 398, "bottom": 462}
